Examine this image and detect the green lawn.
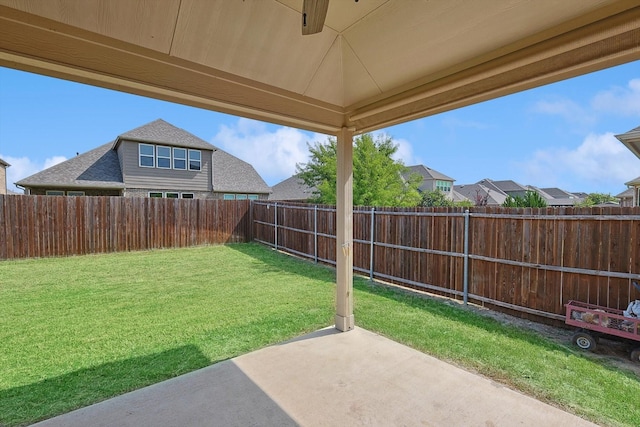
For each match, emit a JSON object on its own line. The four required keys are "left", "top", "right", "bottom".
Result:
{"left": 1, "top": 243, "right": 639, "bottom": 426}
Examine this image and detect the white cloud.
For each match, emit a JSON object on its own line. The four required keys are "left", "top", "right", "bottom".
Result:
{"left": 516, "top": 133, "right": 640, "bottom": 192}
{"left": 370, "top": 131, "right": 419, "bottom": 166}
{"left": 391, "top": 138, "right": 418, "bottom": 166}
{"left": 211, "top": 118, "right": 318, "bottom": 185}
{"left": 0, "top": 154, "right": 67, "bottom": 193}
{"left": 591, "top": 78, "right": 640, "bottom": 117}
{"left": 44, "top": 156, "right": 67, "bottom": 169}
{"left": 531, "top": 97, "right": 596, "bottom": 125}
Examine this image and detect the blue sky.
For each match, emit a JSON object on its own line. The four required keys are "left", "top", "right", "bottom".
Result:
{"left": 1, "top": 61, "right": 639, "bottom": 195}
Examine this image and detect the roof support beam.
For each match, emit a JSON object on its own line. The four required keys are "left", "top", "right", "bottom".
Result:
{"left": 335, "top": 127, "right": 354, "bottom": 332}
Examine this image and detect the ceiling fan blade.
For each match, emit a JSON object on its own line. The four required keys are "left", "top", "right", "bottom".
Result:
{"left": 302, "top": 0, "right": 329, "bottom": 35}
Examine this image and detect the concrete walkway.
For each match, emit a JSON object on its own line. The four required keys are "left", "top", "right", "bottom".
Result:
{"left": 32, "top": 327, "right": 598, "bottom": 427}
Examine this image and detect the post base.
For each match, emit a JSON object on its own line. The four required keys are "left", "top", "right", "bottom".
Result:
{"left": 334, "top": 314, "right": 355, "bottom": 332}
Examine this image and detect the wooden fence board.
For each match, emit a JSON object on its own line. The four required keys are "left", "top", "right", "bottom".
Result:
{"left": 0, "top": 195, "right": 251, "bottom": 260}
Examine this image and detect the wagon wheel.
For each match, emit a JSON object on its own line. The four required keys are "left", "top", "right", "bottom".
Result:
{"left": 571, "top": 331, "right": 597, "bottom": 351}
{"left": 630, "top": 348, "right": 640, "bottom": 363}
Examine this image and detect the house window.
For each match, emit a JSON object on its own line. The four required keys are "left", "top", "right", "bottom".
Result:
{"left": 149, "top": 192, "right": 163, "bottom": 198}
{"left": 223, "top": 194, "right": 235, "bottom": 200}
{"left": 173, "top": 148, "right": 187, "bottom": 170}
{"left": 248, "top": 195, "right": 259, "bottom": 200}
{"left": 46, "top": 190, "right": 65, "bottom": 196}
{"left": 236, "top": 194, "right": 248, "bottom": 200}
{"left": 67, "top": 191, "right": 85, "bottom": 196}
{"left": 181, "top": 193, "right": 194, "bottom": 199}
{"left": 436, "top": 180, "right": 451, "bottom": 193}
{"left": 188, "top": 150, "right": 201, "bottom": 171}
{"left": 166, "top": 192, "right": 179, "bottom": 199}
{"left": 139, "top": 144, "right": 155, "bottom": 167}
{"left": 157, "top": 146, "right": 171, "bottom": 169}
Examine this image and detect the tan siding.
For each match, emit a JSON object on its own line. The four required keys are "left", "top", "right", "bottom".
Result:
{"left": 120, "top": 140, "right": 211, "bottom": 191}
{"left": 0, "top": 166, "right": 6, "bottom": 194}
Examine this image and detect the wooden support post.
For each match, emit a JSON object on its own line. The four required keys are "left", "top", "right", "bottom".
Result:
{"left": 335, "top": 127, "right": 354, "bottom": 332}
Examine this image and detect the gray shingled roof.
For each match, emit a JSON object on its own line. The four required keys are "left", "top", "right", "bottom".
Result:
{"left": 16, "top": 142, "right": 124, "bottom": 189}
{"left": 540, "top": 187, "right": 575, "bottom": 198}
{"left": 114, "top": 119, "right": 215, "bottom": 151}
{"left": 212, "top": 148, "right": 271, "bottom": 194}
{"left": 616, "top": 187, "right": 634, "bottom": 198}
{"left": 269, "top": 175, "right": 316, "bottom": 201}
{"left": 454, "top": 183, "right": 507, "bottom": 206}
{"left": 0, "top": 157, "right": 10, "bottom": 167}
{"left": 490, "top": 180, "right": 528, "bottom": 194}
{"left": 407, "top": 165, "right": 454, "bottom": 182}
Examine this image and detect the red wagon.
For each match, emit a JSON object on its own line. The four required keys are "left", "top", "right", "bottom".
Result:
{"left": 565, "top": 300, "right": 640, "bottom": 362}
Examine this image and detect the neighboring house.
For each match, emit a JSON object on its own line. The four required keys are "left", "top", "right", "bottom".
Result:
{"left": 0, "top": 157, "right": 9, "bottom": 195}
{"left": 616, "top": 126, "right": 640, "bottom": 207}
{"left": 270, "top": 175, "right": 316, "bottom": 202}
{"left": 17, "top": 119, "right": 271, "bottom": 200}
{"left": 616, "top": 125, "right": 640, "bottom": 159}
{"left": 618, "top": 177, "right": 640, "bottom": 207}
{"left": 616, "top": 187, "right": 635, "bottom": 207}
{"left": 405, "top": 165, "right": 458, "bottom": 200}
{"left": 454, "top": 181, "right": 507, "bottom": 206}
{"left": 531, "top": 186, "right": 584, "bottom": 206}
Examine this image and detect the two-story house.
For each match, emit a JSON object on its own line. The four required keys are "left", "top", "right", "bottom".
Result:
{"left": 16, "top": 119, "right": 271, "bottom": 200}
{"left": 616, "top": 125, "right": 640, "bottom": 207}
{"left": 405, "top": 164, "right": 466, "bottom": 201}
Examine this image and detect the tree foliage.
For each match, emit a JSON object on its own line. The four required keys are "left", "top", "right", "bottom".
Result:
{"left": 576, "top": 192, "right": 617, "bottom": 207}
{"left": 419, "top": 189, "right": 454, "bottom": 207}
{"left": 296, "top": 133, "right": 422, "bottom": 207}
{"left": 502, "top": 190, "right": 548, "bottom": 208}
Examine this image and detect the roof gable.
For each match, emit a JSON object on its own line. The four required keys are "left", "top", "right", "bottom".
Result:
{"left": 270, "top": 175, "right": 315, "bottom": 201}
{"left": 407, "top": 165, "right": 455, "bottom": 182}
{"left": 212, "top": 148, "right": 271, "bottom": 194}
{"left": 114, "top": 119, "right": 215, "bottom": 151}
{"left": 17, "top": 142, "right": 124, "bottom": 189}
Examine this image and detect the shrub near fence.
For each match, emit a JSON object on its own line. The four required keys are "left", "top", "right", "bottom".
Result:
{"left": 253, "top": 201, "right": 640, "bottom": 323}
{"left": 0, "top": 195, "right": 251, "bottom": 260}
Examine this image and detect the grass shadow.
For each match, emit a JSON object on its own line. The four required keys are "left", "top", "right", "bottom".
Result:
{"left": 1, "top": 345, "right": 211, "bottom": 427}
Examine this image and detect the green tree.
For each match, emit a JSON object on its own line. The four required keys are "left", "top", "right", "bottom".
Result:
{"left": 296, "top": 133, "right": 422, "bottom": 207}
{"left": 419, "top": 189, "right": 453, "bottom": 207}
{"left": 502, "top": 190, "right": 547, "bottom": 208}
{"left": 576, "top": 192, "right": 617, "bottom": 207}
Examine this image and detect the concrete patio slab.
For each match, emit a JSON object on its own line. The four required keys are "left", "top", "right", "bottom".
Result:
{"left": 32, "top": 327, "right": 598, "bottom": 427}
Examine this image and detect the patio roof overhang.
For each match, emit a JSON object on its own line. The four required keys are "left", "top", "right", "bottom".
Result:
{"left": 1, "top": 0, "right": 639, "bottom": 330}
{"left": 0, "top": 1, "right": 638, "bottom": 136}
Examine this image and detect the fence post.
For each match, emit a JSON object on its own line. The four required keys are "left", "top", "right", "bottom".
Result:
{"left": 314, "top": 205, "right": 318, "bottom": 264}
{"left": 369, "top": 207, "right": 375, "bottom": 281}
{"left": 274, "top": 202, "right": 278, "bottom": 250}
{"left": 463, "top": 209, "right": 470, "bottom": 305}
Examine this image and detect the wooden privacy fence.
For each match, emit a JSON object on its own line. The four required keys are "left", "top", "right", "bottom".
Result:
{"left": 0, "top": 195, "right": 251, "bottom": 259}
{"left": 253, "top": 201, "right": 640, "bottom": 322}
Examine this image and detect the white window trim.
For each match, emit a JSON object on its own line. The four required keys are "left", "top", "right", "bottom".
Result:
{"left": 139, "top": 143, "right": 155, "bottom": 168}
{"left": 156, "top": 145, "right": 172, "bottom": 169}
{"left": 166, "top": 192, "right": 179, "bottom": 199}
{"left": 149, "top": 192, "right": 163, "bottom": 198}
{"left": 188, "top": 149, "right": 201, "bottom": 171}
{"left": 46, "top": 190, "right": 65, "bottom": 196}
{"left": 223, "top": 194, "right": 235, "bottom": 200}
{"left": 181, "top": 193, "right": 194, "bottom": 199}
{"left": 173, "top": 147, "right": 187, "bottom": 170}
